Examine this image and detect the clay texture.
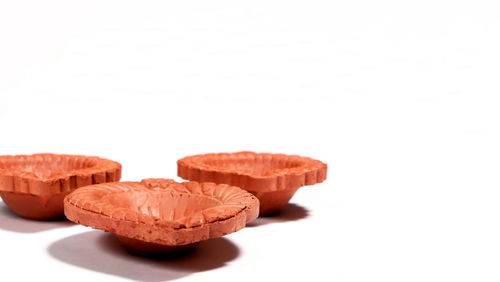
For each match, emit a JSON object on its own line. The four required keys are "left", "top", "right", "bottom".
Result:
{"left": 64, "top": 178, "right": 259, "bottom": 252}
{"left": 0, "top": 154, "right": 121, "bottom": 220}
{"left": 177, "top": 152, "right": 327, "bottom": 215}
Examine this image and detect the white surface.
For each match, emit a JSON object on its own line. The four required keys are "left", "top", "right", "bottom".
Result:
{"left": 1, "top": 1, "right": 500, "bottom": 281}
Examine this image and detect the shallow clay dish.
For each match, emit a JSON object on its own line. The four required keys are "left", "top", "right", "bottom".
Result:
{"left": 178, "top": 152, "right": 327, "bottom": 215}
{"left": 64, "top": 178, "right": 259, "bottom": 256}
{"left": 0, "top": 154, "right": 121, "bottom": 220}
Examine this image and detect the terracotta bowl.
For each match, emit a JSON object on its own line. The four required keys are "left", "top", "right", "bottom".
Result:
{"left": 64, "top": 178, "right": 259, "bottom": 256}
{"left": 0, "top": 154, "right": 121, "bottom": 220}
{"left": 177, "top": 152, "right": 327, "bottom": 215}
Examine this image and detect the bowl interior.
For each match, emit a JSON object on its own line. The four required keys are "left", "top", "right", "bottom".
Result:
{"left": 0, "top": 157, "right": 98, "bottom": 179}
{"left": 101, "top": 191, "right": 222, "bottom": 221}
{"left": 201, "top": 156, "right": 306, "bottom": 176}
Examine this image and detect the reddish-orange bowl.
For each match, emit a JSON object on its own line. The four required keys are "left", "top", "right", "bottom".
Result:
{"left": 177, "top": 152, "right": 327, "bottom": 215}
{"left": 64, "top": 178, "right": 259, "bottom": 255}
{"left": 0, "top": 153, "right": 121, "bottom": 220}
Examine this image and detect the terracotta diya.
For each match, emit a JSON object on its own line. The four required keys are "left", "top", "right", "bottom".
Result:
{"left": 177, "top": 152, "right": 327, "bottom": 215}
{"left": 0, "top": 154, "right": 121, "bottom": 220}
{"left": 64, "top": 178, "right": 259, "bottom": 256}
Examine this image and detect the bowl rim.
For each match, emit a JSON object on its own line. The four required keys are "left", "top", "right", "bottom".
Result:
{"left": 0, "top": 153, "right": 121, "bottom": 195}
{"left": 177, "top": 151, "right": 327, "bottom": 192}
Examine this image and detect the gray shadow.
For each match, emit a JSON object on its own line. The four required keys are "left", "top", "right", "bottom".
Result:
{"left": 47, "top": 230, "right": 240, "bottom": 282}
{"left": 246, "top": 203, "right": 309, "bottom": 227}
{"left": 0, "top": 202, "right": 73, "bottom": 233}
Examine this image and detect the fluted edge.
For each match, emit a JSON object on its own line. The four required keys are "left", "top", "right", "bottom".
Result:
{"left": 0, "top": 153, "right": 122, "bottom": 195}
{"left": 177, "top": 151, "right": 327, "bottom": 192}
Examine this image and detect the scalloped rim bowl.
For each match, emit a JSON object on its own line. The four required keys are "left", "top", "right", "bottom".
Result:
{"left": 177, "top": 151, "right": 327, "bottom": 215}
{"left": 64, "top": 178, "right": 259, "bottom": 255}
{"left": 0, "top": 153, "right": 121, "bottom": 220}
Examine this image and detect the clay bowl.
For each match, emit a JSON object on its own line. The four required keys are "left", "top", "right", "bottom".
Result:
{"left": 177, "top": 152, "right": 327, "bottom": 215}
{"left": 64, "top": 178, "right": 259, "bottom": 256}
{"left": 0, "top": 154, "right": 121, "bottom": 220}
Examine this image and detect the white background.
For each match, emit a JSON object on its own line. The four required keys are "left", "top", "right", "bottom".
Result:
{"left": 1, "top": 1, "right": 500, "bottom": 281}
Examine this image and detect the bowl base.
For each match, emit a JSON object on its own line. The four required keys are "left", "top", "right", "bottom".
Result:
{"left": 115, "top": 235, "right": 199, "bottom": 258}
{"left": 0, "top": 191, "right": 69, "bottom": 220}
{"left": 252, "top": 188, "right": 299, "bottom": 216}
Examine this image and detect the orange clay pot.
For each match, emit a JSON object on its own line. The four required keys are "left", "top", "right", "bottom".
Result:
{"left": 178, "top": 152, "right": 327, "bottom": 215}
{"left": 64, "top": 178, "right": 259, "bottom": 255}
{"left": 0, "top": 154, "right": 121, "bottom": 220}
